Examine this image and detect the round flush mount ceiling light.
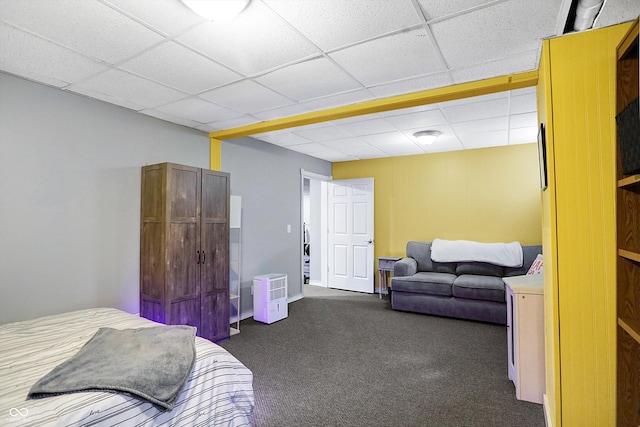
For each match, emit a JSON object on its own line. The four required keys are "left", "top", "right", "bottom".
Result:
{"left": 181, "top": 0, "right": 251, "bottom": 21}
{"left": 413, "top": 130, "right": 441, "bottom": 145}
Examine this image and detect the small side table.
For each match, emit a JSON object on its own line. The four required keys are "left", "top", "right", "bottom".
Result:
{"left": 502, "top": 274, "right": 544, "bottom": 404}
{"left": 377, "top": 256, "right": 401, "bottom": 299}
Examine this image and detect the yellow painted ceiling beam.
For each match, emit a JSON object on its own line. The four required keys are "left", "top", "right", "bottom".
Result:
{"left": 209, "top": 70, "right": 538, "bottom": 140}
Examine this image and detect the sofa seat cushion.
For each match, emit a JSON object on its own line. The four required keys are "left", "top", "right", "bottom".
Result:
{"left": 452, "top": 275, "right": 505, "bottom": 303}
{"left": 391, "top": 272, "right": 456, "bottom": 296}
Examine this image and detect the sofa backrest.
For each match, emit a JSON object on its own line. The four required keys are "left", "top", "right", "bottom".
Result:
{"left": 504, "top": 244, "right": 543, "bottom": 276}
{"left": 406, "top": 241, "right": 542, "bottom": 277}
{"left": 406, "top": 241, "right": 456, "bottom": 274}
{"left": 455, "top": 261, "right": 504, "bottom": 277}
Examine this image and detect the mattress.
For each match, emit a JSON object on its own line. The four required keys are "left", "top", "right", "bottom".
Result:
{"left": 0, "top": 308, "right": 254, "bottom": 426}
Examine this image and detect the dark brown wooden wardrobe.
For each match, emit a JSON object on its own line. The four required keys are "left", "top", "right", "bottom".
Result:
{"left": 140, "top": 162, "right": 230, "bottom": 343}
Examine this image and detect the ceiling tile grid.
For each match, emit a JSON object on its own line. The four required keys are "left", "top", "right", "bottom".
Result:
{"left": 0, "top": 0, "right": 636, "bottom": 162}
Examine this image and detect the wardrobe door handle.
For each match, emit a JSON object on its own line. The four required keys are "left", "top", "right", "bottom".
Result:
{"left": 202, "top": 251, "right": 206, "bottom": 264}
{"left": 197, "top": 250, "right": 201, "bottom": 264}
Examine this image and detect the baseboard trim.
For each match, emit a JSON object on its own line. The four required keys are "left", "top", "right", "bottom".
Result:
{"left": 288, "top": 293, "right": 303, "bottom": 303}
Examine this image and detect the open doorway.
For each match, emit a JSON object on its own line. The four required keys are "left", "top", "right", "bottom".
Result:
{"left": 301, "top": 170, "right": 330, "bottom": 290}
{"left": 301, "top": 171, "right": 376, "bottom": 294}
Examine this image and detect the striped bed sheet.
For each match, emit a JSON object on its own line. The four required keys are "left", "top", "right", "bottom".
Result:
{"left": 0, "top": 308, "right": 254, "bottom": 426}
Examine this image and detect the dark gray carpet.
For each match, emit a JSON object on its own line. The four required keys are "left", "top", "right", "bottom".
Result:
{"left": 220, "top": 286, "right": 545, "bottom": 427}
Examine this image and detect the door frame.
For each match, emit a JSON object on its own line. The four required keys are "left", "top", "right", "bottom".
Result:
{"left": 300, "top": 169, "right": 331, "bottom": 290}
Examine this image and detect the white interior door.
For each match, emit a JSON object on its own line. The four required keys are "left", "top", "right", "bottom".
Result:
{"left": 328, "top": 178, "right": 374, "bottom": 293}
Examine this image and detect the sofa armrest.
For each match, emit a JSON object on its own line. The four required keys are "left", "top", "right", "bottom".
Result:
{"left": 394, "top": 257, "right": 417, "bottom": 277}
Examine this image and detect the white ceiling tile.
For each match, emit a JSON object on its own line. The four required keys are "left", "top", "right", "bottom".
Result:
{"left": 256, "top": 57, "right": 361, "bottom": 101}
{"left": 336, "top": 117, "right": 399, "bottom": 136}
{"left": 459, "top": 130, "right": 508, "bottom": 148}
{"left": 206, "top": 115, "right": 258, "bottom": 131}
{"left": 450, "top": 50, "right": 540, "bottom": 84}
{"left": 289, "top": 142, "right": 331, "bottom": 154}
{"left": 139, "top": 108, "right": 203, "bottom": 128}
{"left": 511, "top": 86, "right": 536, "bottom": 96}
{"left": 302, "top": 89, "right": 375, "bottom": 111}
{"left": 366, "top": 71, "right": 454, "bottom": 98}
{"left": 100, "top": 0, "right": 204, "bottom": 36}
{"left": 412, "top": 130, "right": 466, "bottom": 152}
{"left": 438, "top": 92, "right": 509, "bottom": 108}
{"left": 68, "top": 69, "right": 186, "bottom": 109}
{"left": 312, "top": 150, "right": 358, "bottom": 162}
{"left": 377, "top": 142, "right": 424, "bottom": 156}
{"left": 381, "top": 103, "right": 440, "bottom": 117}
{"left": 416, "top": 0, "right": 501, "bottom": 21}
{"left": 254, "top": 131, "right": 312, "bottom": 147}
{"left": 65, "top": 85, "right": 146, "bottom": 111}
{"left": 1, "top": 0, "right": 164, "bottom": 63}
{"left": 155, "top": 97, "right": 242, "bottom": 123}
{"left": 320, "top": 138, "right": 369, "bottom": 150}
{"left": 360, "top": 131, "right": 414, "bottom": 147}
{"left": 176, "top": 1, "right": 319, "bottom": 76}
{"left": 263, "top": 0, "right": 421, "bottom": 51}
{"left": 0, "top": 23, "right": 106, "bottom": 88}
{"left": 400, "top": 124, "right": 456, "bottom": 142}
{"left": 423, "top": 139, "right": 466, "bottom": 153}
{"left": 330, "top": 28, "right": 447, "bottom": 87}
{"left": 119, "top": 41, "right": 242, "bottom": 94}
{"left": 431, "top": 0, "right": 560, "bottom": 68}
{"left": 509, "top": 112, "right": 537, "bottom": 129}
{"left": 441, "top": 98, "right": 508, "bottom": 123}
{"left": 594, "top": 0, "right": 640, "bottom": 29}
{"left": 510, "top": 92, "right": 537, "bottom": 114}
{"left": 451, "top": 117, "right": 508, "bottom": 135}
{"left": 293, "top": 124, "right": 351, "bottom": 142}
{"left": 251, "top": 103, "right": 311, "bottom": 121}
{"left": 509, "top": 126, "right": 538, "bottom": 145}
{"left": 385, "top": 109, "right": 448, "bottom": 129}
{"left": 438, "top": 90, "right": 507, "bottom": 107}
{"left": 200, "top": 80, "right": 292, "bottom": 113}
{"left": 196, "top": 123, "right": 221, "bottom": 132}
{"left": 342, "top": 145, "right": 388, "bottom": 158}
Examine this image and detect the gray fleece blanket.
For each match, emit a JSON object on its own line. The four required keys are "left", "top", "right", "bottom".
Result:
{"left": 28, "top": 325, "right": 196, "bottom": 411}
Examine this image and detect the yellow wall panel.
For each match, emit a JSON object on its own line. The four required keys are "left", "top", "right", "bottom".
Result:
{"left": 538, "top": 39, "right": 561, "bottom": 427}
{"left": 332, "top": 143, "right": 542, "bottom": 263}
{"left": 546, "top": 23, "right": 631, "bottom": 427}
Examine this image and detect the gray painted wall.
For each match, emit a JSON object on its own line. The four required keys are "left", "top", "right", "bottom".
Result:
{"left": 0, "top": 73, "right": 210, "bottom": 323}
{"left": 221, "top": 138, "right": 331, "bottom": 316}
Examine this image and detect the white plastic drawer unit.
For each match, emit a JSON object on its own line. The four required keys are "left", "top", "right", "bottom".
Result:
{"left": 253, "top": 274, "right": 288, "bottom": 324}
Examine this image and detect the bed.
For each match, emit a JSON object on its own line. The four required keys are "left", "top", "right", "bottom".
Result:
{"left": 0, "top": 308, "right": 254, "bottom": 426}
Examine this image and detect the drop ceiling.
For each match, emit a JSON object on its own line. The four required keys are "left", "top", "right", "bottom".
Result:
{"left": 1, "top": 0, "right": 637, "bottom": 162}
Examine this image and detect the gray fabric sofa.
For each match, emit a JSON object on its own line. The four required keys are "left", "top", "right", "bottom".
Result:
{"left": 391, "top": 241, "right": 542, "bottom": 325}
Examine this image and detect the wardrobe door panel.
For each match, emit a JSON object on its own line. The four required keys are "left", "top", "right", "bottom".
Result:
{"left": 169, "top": 298, "right": 201, "bottom": 330}
{"left": 168, "top": 222, "right": 199, "bottom": 298}
{"left": 140, "top": 222, "right": 164, "bottom": 299}
{"left": 201, "top": 290, "right": 229, "bottom": 343}
{"left": 170, "top": 167, "right": 199, "bottom": 219}
{"left": 141, "top": 168, "right": 164, "bottom": 219}
{"left": 202, "top": 170, "right": 228, "bottom": 221}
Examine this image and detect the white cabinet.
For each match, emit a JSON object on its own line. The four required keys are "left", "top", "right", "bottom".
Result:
{"left": 503, "top": 275, "right": 545, "bottom": 404}
{"left": 253, "top": 274, "right": 288, "bottom": 324}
